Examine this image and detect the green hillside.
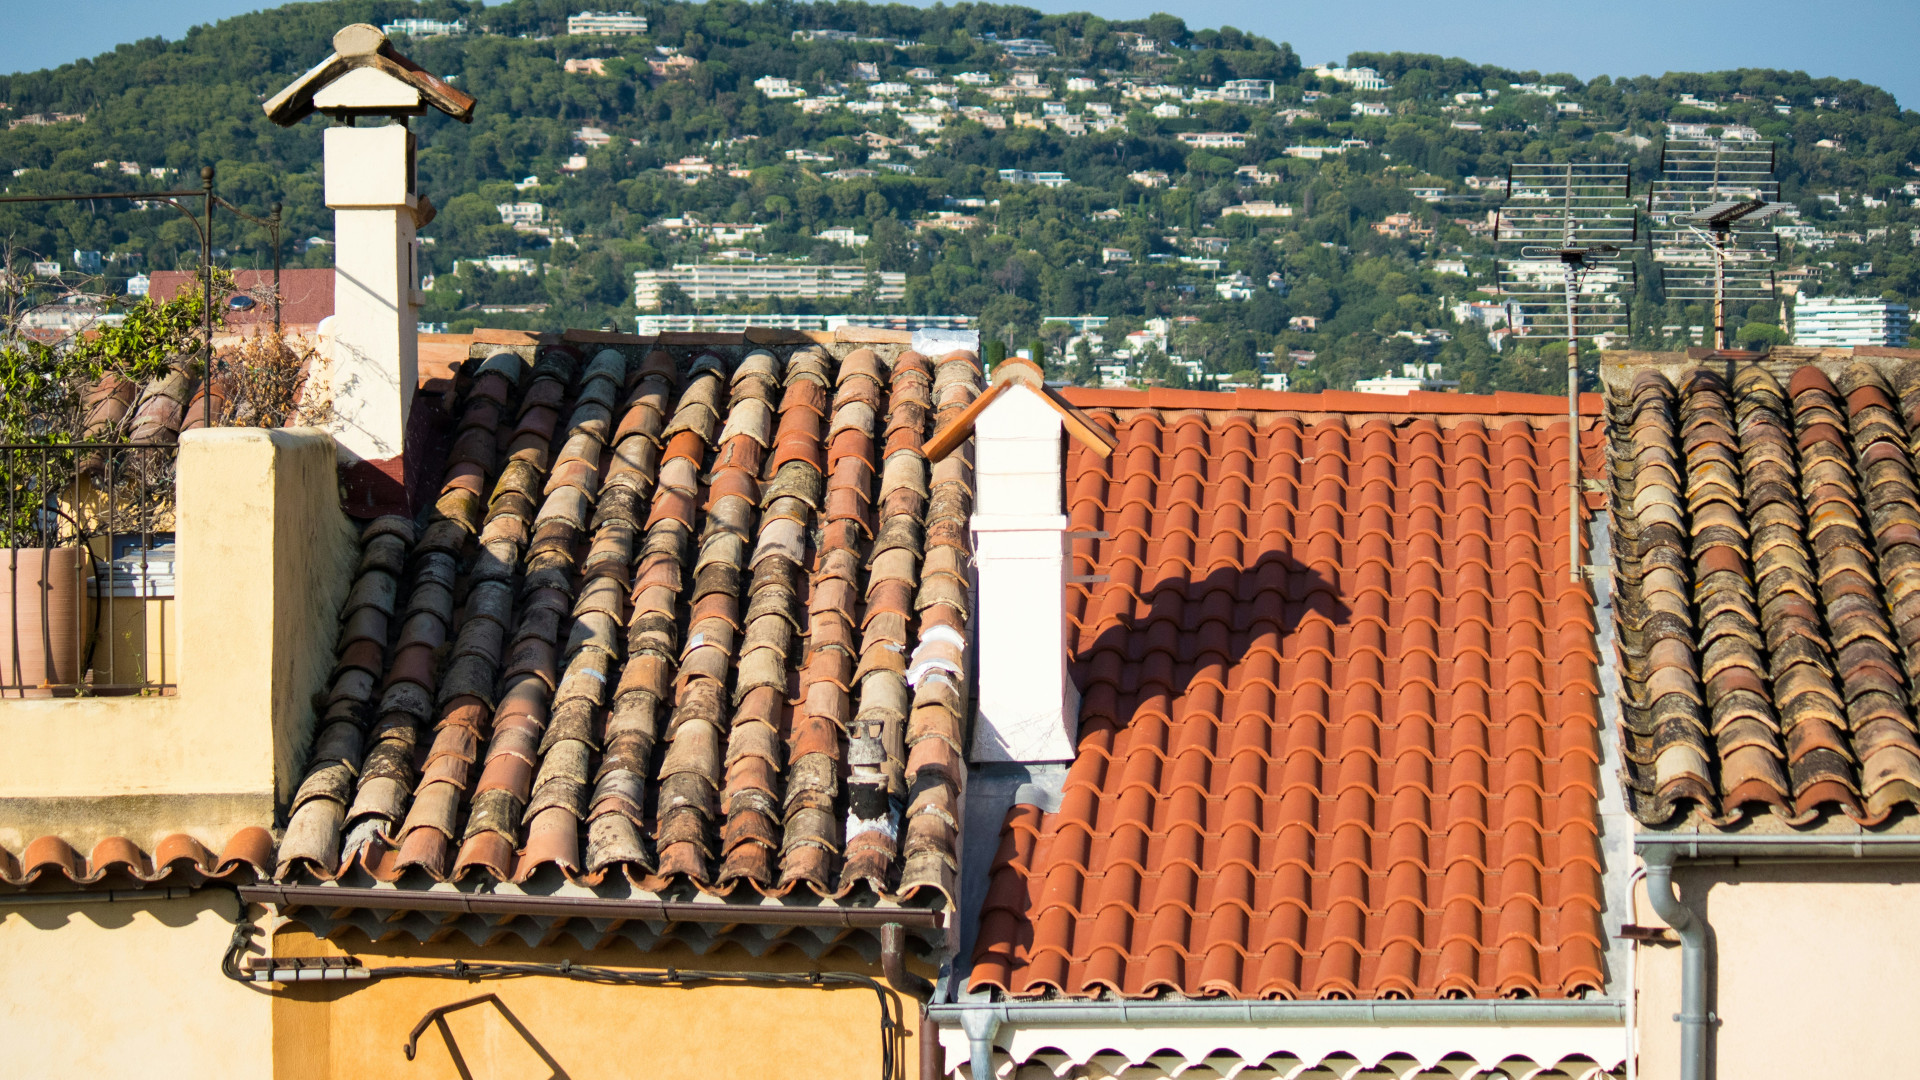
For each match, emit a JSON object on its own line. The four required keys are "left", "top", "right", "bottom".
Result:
{"left": 3, "top": 0, "right": 1918, "bottom": 392}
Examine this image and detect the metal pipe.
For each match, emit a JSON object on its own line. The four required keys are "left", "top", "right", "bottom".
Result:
{"left": 930, "top": 997, "right": 1625, "bottom": 1077}
{"left": 239, "top": 883, "right": 945, "bottom": 930}
{"left": 1563, "top": 170, "right": 1581, "bottom": 584}
{"left": 881, "top": 921, "right": 935, "bottom": 998}
{"left": 919, "top": 1009, "right": 942, "bottom": 1080}
{"left": 959, "top": 1007, "right": 999, "bottom": 1080}
{"left": 271, "top": 201, "right": 283, "bottom": 339}
{"left": 1640, "top": 847, "right": 1708, "bottom": 1080}
{"left": 1566, "top": 269, "right": 1580, "bottom": 583}
{"left": 201, "top": 165, "right": 215, "bottom": 431}
{"left": 1624, "top": 866, "right": 1647, "bottom": 1080}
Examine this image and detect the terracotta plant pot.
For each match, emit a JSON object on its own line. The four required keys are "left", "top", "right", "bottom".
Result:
{"left": 0, "top": 546, "right": 94, "bottom": 696}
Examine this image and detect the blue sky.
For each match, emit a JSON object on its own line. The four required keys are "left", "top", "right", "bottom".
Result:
{"left": 6, "top": 1, "right": 1917, "bottom": 107}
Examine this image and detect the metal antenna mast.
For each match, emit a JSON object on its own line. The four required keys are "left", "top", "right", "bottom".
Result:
{"left": 1649, "top": 137, "right": 1792, "bottom": 350}
{"left": 1496, "top": 161, "right": 1637, "bottom": 583}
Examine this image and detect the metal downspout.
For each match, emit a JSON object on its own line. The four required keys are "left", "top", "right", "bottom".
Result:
{"left": 960, "top": 1008, "right": 1000, "bottom": 1080}
{"left": 1640, "top": 846, "right": 1708, "bottom": 1080}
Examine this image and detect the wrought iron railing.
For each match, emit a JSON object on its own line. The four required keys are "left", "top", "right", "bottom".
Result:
{"left": 0, "top": 442, "right": 178, "bottom": 696}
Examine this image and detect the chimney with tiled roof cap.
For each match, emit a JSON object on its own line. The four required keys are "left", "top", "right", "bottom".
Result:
{"left": 957, "top": 357, "right": 1112, "bottom": 761}
{"left": 263, "top": 23, "right": 475, "bottom": 515}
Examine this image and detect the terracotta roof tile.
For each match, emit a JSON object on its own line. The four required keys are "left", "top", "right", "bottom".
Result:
{"left": 0, "top": 828, "right": 272, "bottom": 889}
{"left": 968, "top": 390, "right": 1607, "bottom": 1001}
{"left": 276, "top": 337, "right": 977, "bottom": 905}
{"left": 1610, "top": 360, "right": 1920, "bottom": 827}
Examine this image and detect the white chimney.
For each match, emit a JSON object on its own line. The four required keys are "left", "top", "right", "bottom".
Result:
{"left": 263, "top": 24, "right": 474, "bottom": 514}
{"left": 966, "top": 360, "right": 1089, "bottom": 762}
{"left": 323, "top": 120, "right": 422, "bottom": 467}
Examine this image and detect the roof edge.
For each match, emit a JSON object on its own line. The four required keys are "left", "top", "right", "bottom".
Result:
{"left": 1059, "top": 385, "right": 1604, "bottom": 416}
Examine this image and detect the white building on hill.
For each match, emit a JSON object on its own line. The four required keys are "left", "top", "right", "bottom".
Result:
{"left": 1794, "top": 296, "right": 1911, "bottom": 347}
{"left": 568, "top": 11, "right": 648, "bottom": 35}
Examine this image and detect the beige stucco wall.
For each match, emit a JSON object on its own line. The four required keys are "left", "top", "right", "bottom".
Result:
{"left": 272, "top": 928, "right": 932, "bottom": 1080}
{"left": 0, "top": 889, "right": 271, "bottom": 1077}
{"left": 0, "top": 427, "right": 354, "bottom": 852}
{"left": 1633, "top": 860, "right": 1920, "bottom": 1080}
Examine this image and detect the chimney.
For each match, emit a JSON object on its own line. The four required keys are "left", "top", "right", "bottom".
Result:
{"left": 263, "top": 24, "right": 475, "bottom": 515}
{"left": 927, "top": 358, "right": 1112, "bottom": 762}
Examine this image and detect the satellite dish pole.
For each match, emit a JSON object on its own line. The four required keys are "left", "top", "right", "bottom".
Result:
{"left": 1497, "top": 161, "right": 1637, "bottom": 583}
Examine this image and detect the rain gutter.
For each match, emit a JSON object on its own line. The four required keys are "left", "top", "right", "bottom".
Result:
{"left": 239, "top": 883, "right": 945, "bottom": 930}
{"left": 1636, "top": 832, "right": 1920, "bottom": 1080}
{"left": 927, "top": 998, "right": 1626, "bottom": 1080}
{"left": 0, "top": 886, "right": 196, "bottom": 906}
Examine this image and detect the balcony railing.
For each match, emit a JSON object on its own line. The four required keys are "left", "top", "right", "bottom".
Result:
{"left": 0, "top": 442, "right": 178, "bottom": 697}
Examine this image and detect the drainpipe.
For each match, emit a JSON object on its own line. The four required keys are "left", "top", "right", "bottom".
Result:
{"left": 1635, "top": 832, "right": 1920, "bottom": 1080}
{"left": 930, "top": 998, "right": 1626, "bottom": 1079}
{"left": 1640, "top": 846, "right": 1708, "bottom": 1080}
{"left": 959, "top": 1008, "right": 1001, "bottom": 1080}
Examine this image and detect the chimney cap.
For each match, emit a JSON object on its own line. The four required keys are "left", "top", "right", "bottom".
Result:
{"left": 263, "top": 24, "right": 476, "bottom": 127}
{"left": 925, "top": 366, "right": 1117, "bottom": 463}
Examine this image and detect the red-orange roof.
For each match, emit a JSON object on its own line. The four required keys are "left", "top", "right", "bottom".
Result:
{"left": 969, "top": 388, "right": 1610, "bottom": 1000}
{"left": 149, "top": 268, "right": 334, "bottom": 328}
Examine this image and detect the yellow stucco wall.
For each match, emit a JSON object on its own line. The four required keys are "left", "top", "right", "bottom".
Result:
{"left": 0, "top": 429, "right": 353, "bottom": 1079}
{"left": 272, "top": 928, "right": 933, "bottom": 1080}
{"left": 0, "top": 890, "right": 271, "bottom": 1077}
{"left": 0, "top": 427, "right": 354, "bottom": 852}
{"left": 1633, "top": 861, "right": 1920, "bottom": 1080}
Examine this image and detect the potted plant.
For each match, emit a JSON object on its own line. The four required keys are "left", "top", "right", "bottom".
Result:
{"left": 0, "top": 254, "right": 208, "bottom": 694}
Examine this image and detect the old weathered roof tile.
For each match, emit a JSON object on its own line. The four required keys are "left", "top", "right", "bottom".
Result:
{"left": 274, "top": 337, "right": 973, "bottom": 906}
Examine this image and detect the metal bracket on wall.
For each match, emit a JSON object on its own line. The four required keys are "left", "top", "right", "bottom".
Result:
{"left": 404, "top": 993, "right": 567, "bottom": 1080}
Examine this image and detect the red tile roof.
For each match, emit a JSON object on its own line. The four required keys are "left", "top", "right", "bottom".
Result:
{"left": 149, "top": 268, "right": 334, "bottom": 328}
{"left": 0, "top": 829, "right": 271, "bottom": 889}
{"left": 1610, "top": 360, "right": 1920, "bottom": 827}
{"left": 275, "top": 336, "right": 976, "bottom": 905}
{"left": 969, "top": 388, "right": 1609, "bottom": 1000}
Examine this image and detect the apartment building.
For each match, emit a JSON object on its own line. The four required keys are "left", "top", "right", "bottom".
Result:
{"left": 632, "top": 312, "right": 972, "bottom": 334}
{"left": 1794, "top": 295, "right": 1912, "bottom": 347}
{"left": 566, "top": 10, "right": 648, "bottom": 35}
{"left": 997, "top": 168, "right": 1071, "bottom": 187}
{"left": 633, "top": 263, "right": 906, "bottom": 307}
{"left": 378, "top": 17, "right": 465, "bottom": 37}
{"left": 999, "top": 38, "right": 1056, "bottom": 58}
{"left": 1178, "top": 131, "right": 1249, "bottom": 148}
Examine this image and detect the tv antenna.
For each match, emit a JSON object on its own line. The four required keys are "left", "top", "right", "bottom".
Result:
{"left": 1649, "top": 138, "right": 1792, "bottom": 350}
{"left": 1495, "top": 160, "right": 1637, "bottom": 582}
